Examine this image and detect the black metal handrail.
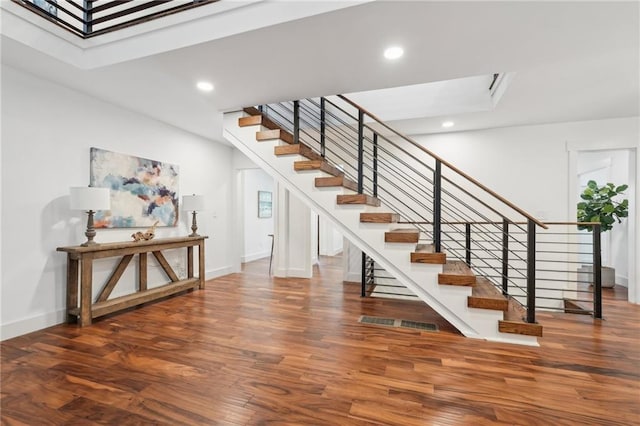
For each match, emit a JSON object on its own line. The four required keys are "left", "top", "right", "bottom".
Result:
{"left": 12, "top": 0, "right": 219, "bottom": 38}
{"left": 254, "top": 95, "right": 603, "bottom": 324}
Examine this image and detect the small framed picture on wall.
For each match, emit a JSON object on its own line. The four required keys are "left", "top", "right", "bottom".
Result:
{"left": 258, "top": 191, "right": 272, "bottom": 218}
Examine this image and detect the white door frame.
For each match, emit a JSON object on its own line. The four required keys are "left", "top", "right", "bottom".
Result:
{"left": 567, "top": 141, "right": 638, "bottom": 304}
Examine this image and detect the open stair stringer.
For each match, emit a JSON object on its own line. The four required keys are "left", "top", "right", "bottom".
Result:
{"left": 224, "top": 111, "right": 538, "bottom": 346}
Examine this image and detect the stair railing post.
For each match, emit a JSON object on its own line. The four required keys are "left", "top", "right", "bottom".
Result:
{"left": 320, "top": 98, "right": 326, "bottom": 158}
{"left": 502, "top": 218, "right": 509, "bottom": 296}
{"left": 357, "top": 110, "right": 364, "bottom": 194}
{"left": 293, "top": 100, "right": 300, "bottom": 145}
{"left": 84, "top": 0, "right": 93, "bottom": 35}
{"left": 592, "top": 223, "right": 603, "bottom": 319}
{"left": 361, "top": 251, "right": 366, "bottom": 297}
{"left": 526, "top": 218, "right": 536, "bottom": 324}
{"left": 465, "top": 223, "right": 471, "bottom": 266}
{"left": 372, "top": 133, "right": 378, "bottom": 197}
{"left": 433, "top": 160, "right": 442, "bottom": 253}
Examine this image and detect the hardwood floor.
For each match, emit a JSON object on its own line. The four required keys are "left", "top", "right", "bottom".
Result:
{"left": 2, "top": 256, "right": 639, "bottom": 425}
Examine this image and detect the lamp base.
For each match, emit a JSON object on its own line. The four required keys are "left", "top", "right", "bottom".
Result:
{"left": 81, "top": 210, "right": 100, "bottom": 246}
{"left": 189, "top": 211, "right": 199, "bottom": 237}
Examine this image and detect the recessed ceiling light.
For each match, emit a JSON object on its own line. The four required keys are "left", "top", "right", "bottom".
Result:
{"left": 442, "top": 121, "right": 454, "bottom": 128}
{"left": 196, "top": 81, "right": 214, "bottom": 92}
{"left": 384, "top": 46, "right": 404, "bottom": 60}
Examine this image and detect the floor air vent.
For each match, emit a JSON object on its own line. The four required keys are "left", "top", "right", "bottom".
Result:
{"left": 358, "top": 316, "right": 438, "bottom": 332}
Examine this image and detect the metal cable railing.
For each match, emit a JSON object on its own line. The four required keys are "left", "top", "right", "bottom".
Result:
{"left": 12, "top": 0, "right": 219, "bottom": 38}
{"left": 254, "top": 96, "right": 603, "bottom": 322}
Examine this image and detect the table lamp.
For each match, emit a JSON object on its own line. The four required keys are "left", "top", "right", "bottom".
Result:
{"left": 70, "top": 186, "right": 110, "bottom": 246}
{"left": 182, "top": 194, "right": 204, "bottom": 237}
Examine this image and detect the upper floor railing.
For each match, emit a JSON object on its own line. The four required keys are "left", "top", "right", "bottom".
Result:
{"left": 12, "top": 0, "right": 219, "bottom": 38}
{"left": 256, "top": 95, "right": 603, "bottom": 324}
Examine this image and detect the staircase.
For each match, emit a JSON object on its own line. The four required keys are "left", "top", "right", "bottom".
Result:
{"left": 224, "top": 98, "right": 554, "bottom": 345}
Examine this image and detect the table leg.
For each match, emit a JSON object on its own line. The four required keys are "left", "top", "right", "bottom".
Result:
{"left": 66, "top": 256, "right": 79, "bottom": 324}
{"left": 198, "top": 241, "right": 205, "bottom": 289}
{"left": 187, "top": 246, "right": 194, "bottom": 279}
{"left": 80, "top": 257, "right": 93, "bottom": 327}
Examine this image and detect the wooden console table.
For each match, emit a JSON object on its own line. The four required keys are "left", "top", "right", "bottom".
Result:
{"left": 57, "top": 236, "right": 207, "bottom": 326}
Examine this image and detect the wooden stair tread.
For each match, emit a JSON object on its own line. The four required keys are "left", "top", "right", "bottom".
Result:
{"left": 336, "top": 194, "right": 381, "bottom": 207}
{"left": 294, "top": 160, "right": 343, "bottom": 177}
{"left": 256, "top": 129, "right": 294, "bottom": 144}
{"left": 410, "top": 244, "right": 446, "bottom": 264}
{"left": 563, "top": 299, "right": 592, "bottom": 315}
{"left": 498, "top": 298, "right": 543, "bottom": 337}
{"left": 468, "top": 277, "right": 509, "bottom": 311}
{"left": 240, "top": 108, "right": 281, "bottom": 131}
{"left": 316, "top": 176, "right": 358, "bottom": 192}
{"left": 360, "top": 212, "right": 400, "bottom": 223}
{"left": 384, "top": 228, "right": 419, "bottom": 243}
{"left": 275, "top": 144, "right": 323, "bottom": 161}
{"left": 438, "top": 261, "right": 476, "bottom": 286}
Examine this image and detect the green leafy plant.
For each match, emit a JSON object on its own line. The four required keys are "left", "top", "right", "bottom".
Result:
{"left": 577, "top": 180, "right": 629, "bottom": 232}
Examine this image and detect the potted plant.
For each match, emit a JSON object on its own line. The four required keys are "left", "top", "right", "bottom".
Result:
{"left": 577, "top": 180, "right": 629, "bottom": 287}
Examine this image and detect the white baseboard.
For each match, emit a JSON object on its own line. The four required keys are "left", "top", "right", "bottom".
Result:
{"left": 1, "top": 267, "right": 235, "bottom": 341}
{"left": 240, "top": 251, "right": 270, "bottom": 263}
{"left": 205, "top": 266, "right": 234, "bottom": 280}
{"left": 1, "top": 309, "right": 66, "bottom": 341}
{"left": 616, "top": 275, "right": 629, "bottom": 287}
{"left": 344, "top": 272, "right": 361, "bottom": 283}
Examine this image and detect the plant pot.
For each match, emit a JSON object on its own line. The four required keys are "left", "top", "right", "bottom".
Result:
{"left": 577, "top": 265, "right": 616, "bottom": 288}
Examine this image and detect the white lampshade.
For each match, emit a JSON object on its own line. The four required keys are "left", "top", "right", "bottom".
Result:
{"left": 70, "top": 187, "right": 111, "bottom": 211}
{"left": 182, "top": 194, "right": 205, "bottom": 212}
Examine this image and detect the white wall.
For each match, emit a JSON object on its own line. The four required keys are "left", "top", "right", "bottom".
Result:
{"left": 411, "top": 116, "right": 639, "bottom": 302}
{"left": 1, "top": 65, "right": 234, "bottom": 339}
{"left": 319, "top": 215, "right": 343, "bottom": 256}
{"left": 241, "top": 168, "right": 274, "bottom": 262}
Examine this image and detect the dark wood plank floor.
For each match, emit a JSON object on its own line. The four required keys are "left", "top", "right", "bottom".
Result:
{"left": 2, "top": 256, "right": 639, "bottom": 425}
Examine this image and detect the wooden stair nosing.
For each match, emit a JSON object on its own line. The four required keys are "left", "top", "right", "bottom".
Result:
{"left": 257, "top": 129, "right": 294, "bottom": 144}
{"left": 384, "top": 228, "right": 420, "bottom": 243}
{"left": 467, "top": 277, "right": 509, "bottom": 311}
{"left": 238, "top": 115, "right": 262, "bottom": 127}
{"left": 410, "top": 243, "right": 446, "bottom": 264}
{"left": 438, "top": 261, "right": 476, "bottom": 286}
{"left": 315, "top": 176, "right": 359, "bottom": 192}
{"left": 274, "top": 144, "right": 323, "bottom": 161}
{"left": 294, "top": 160, "right": 343, "bottom": 177}
{"left": 498, "top": 297, "right": 543, "bottom": 337}
{"left": 360, "top": 212, "right": 400, "bottom": 223}
{"left": 337, "top": 194, "right": 381, "bottom": 207}
{"left": 241, "top": 107, "right": 281, "bottom": 131}
{"left": 498, "top": 320, "right": 543, "bottom": 337}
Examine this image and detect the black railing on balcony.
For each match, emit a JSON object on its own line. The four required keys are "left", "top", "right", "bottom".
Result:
{"left": 255, "top": 95, "right": 605, "bottom": 324}
{"left": 12, "top": 0, "right": 219, "bottom": 38}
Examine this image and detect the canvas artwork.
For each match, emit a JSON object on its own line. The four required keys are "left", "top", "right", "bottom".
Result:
{"left": 90, "top": 148, "right": 179, "bottom": 228}
{"left": 258, "top": 191, "right": 272, "bottom": 218}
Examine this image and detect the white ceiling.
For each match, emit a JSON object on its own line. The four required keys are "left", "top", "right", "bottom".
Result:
{"left": 1, "top": 1, "right": 638, "bottom": 142}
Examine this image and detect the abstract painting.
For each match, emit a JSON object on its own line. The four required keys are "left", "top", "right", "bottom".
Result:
{"left": 90, "top": 148, "right": 179, "bottom": 228}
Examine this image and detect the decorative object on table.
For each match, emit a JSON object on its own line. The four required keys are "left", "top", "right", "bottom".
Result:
{"left": 577, "top": 180, "right": 629, "bottom": 288}
{"left": 258, "top": 190, "right": 272, "bottom": 218}
{"left": 131, "top": 221, "right": 159, "bottom": 242}
{"left": 70, "top": 186, "right": 111, "bottom": 246}
{"left": 182, "top": 194, "right": 205, "bottom": 237}
{"left": 33, "top": 0, "right": 57, "bottom": 16}
{"left": 90, "top": 147, "right": 179, "bottom": 228}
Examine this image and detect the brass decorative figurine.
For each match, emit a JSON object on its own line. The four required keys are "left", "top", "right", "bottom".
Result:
{"left": 131, "top": 221, "right": 159, "bottom": 242}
